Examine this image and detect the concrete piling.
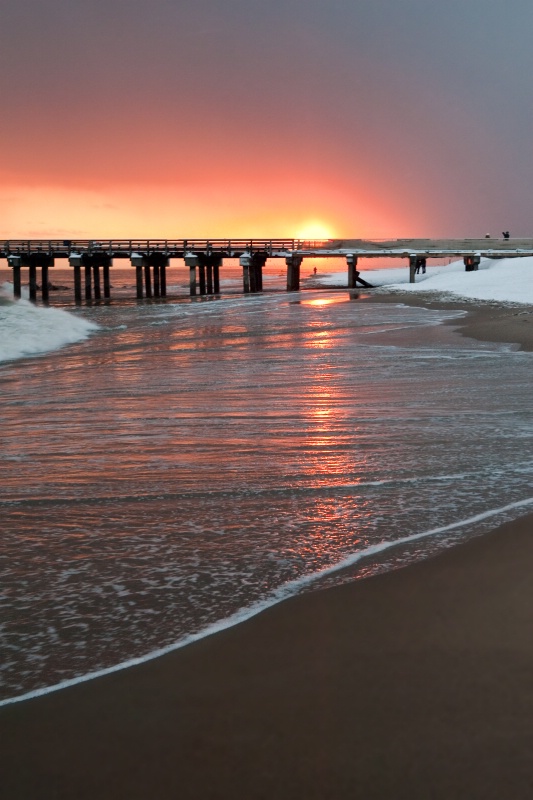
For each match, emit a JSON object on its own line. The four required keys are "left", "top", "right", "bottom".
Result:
{"left": 464, "top": 254, "right": 480, "bottom": 271}
{"left": 346, "top": 253, "right": 358, "bottom": 288}
{"left": 206, "top": 260, "right": 213, "bottom": 294}
{"left": 84, "top": 264, "right": 92, "bottom": 301}
{"left": 198, "top": 257, "right": 207, "bottom": 295}
{"left": 184, "top": 253, "right": 198, "bottom": 296}
{"left": 409, "top": 255, "right": 417, "bottom": 283}
{"left": 8, "top": 255, "right": 22, "bottom": 299}
{"left": 41, "top": 264, "right": 50, "bottom": 303}
{"left": 240, "top": 253, "right": 251, "bottom": 293}
{"left": 212, "top": 257, "right": 221, "bottom": 293}
{"left": 144, "top": 264, "right": 152, "bottom": 298}
{"left": 286, "top": 254, "right": 303, "bottom": 292}
{"left": 29, "top": 264, "right": 37, "bottom": 302}
{"left": 92, "top": 264, "right": 101, "bottom": 300}
{"left": 103, "top": 264, "right": 111, "bottom": 299}
{"left": 69, "top": 254, "right": 83, "bottom": 304}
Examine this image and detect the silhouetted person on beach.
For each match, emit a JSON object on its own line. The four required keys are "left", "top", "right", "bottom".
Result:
{"left": 502, "top": 231, "right": 510, "bottom": 239}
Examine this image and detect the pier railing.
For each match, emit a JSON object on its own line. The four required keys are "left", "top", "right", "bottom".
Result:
{"left": 0, "top": 239, "right": 332, "bottom": 258}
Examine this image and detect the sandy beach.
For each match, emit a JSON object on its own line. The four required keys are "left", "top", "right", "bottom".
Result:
{"left": 1, "top": 297, "right": 532, "bottom": 799}
{"left": 366, "top": 291, "right": 533, "bottom": 352}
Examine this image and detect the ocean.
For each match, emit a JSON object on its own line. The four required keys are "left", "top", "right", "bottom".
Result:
{"left": 1, "top": 266, "right": 532, "bottom": 705}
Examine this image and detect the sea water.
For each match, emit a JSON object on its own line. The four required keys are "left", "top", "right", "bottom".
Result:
{"left": 1, "top": 285, "right": 532, "bottom": 704}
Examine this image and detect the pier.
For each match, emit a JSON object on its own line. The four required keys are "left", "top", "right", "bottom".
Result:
{"left": 2, "top": 237, "right": 532, "bottom": 304}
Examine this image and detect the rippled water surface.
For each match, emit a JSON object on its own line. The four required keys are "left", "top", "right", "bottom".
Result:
{"left": 1, "top": 291, "right": 532, "bottom": 702}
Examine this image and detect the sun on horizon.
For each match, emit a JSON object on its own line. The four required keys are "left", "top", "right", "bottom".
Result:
{"left": 294, "top": 220, "right": 337, "bottom": 241}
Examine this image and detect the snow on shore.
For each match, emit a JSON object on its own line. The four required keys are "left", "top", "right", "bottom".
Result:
{"left": 316, "top": 257, "right": 533, "bottom": 305}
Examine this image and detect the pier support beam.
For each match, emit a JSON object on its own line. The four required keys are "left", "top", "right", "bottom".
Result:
{"left": 198, "top": 256, "right": 207, "bottom": 296}
{"left": 409, "top": 255, "right": 417, "bottom": 283}
{"left": 12, "top": 254, "right": 55, "bottom": 303}
{"left": 28, "top": 265, "right": 37, "bottom": 302}
{"left": 160, "top": 262, "right": 167, "bottom": 297}
{"left": 84, "top": 264, "right": 92, "bottom": 301}
{"left": 74, "top": 265, "right": 82, "bottom": 304}
{"left": 346, "top": 254, "right": 374, "bottom": 288}
{"left": 41, "top": 264, "right": 50, "bottom": 304}
{"left": 286, "top": 254, "right": 303, "bottom": 292}
{"left": 92, "top": 264, "right": 102, "bottom": 300}
{"left": 251, "top": 253, "right": 267, "bottom": 293}
{"left": 8, "top": 255, "right": 22, "bottom": 299}
{"left": 464, "top": 254, "right": 480, "bottom": 272}
{"left": 240, "top": 253, "right": 251, "bottom": 293}
{"left": 409, "top": 256, "right": 427, "bottom": 282}
{"left": 206, "top": 259, "right": 213, "bottom": 294}
{"left": 136, "top": 265, "right": 143, "bottom": 299}
{"left": 185, "top": 253, "right": 199, "bottom": 296}
{"left": 144, "top": 263, "right": 152, "bottom": 298}
{"left": 153, "top": 264, "right": 161, "bottom": 297}
{"left": 212, "top": 256, "right": 221, "bottom": 293}
{"left": 69, "top": 254, "right": 83, "bottom": 304}
{"left": 240, "top": 251, "right": 268, "bottom": 293}
{"left": 103, "top": 264, "right": 111, "bottom": 299}
{"left": 71, "top": 253, "right": 112, "bottom": 303}
{"left": 131, "top": 253, "right": 168, "bottom": 300}
{"left": 347, "top": 253, "right": 358, "bottom": 288}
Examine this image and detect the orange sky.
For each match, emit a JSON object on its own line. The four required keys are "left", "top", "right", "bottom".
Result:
{"left": 0, "top": 179, "right": 414, "bottom": 240}
{"left": 0, "top": 0, "right": 530, "bottom": 239}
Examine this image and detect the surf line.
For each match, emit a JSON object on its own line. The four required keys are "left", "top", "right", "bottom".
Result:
{"left": 1, "top": 495, "right": 532, "bottom": 709}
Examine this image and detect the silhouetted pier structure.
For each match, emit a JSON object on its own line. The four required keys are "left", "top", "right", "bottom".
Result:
{"left": 2, "top": 237, "right": 531, "bottom": 304}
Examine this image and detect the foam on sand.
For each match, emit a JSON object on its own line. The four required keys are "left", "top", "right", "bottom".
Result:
{"left": 1, "top": 495, "right": 531, "bottom": 708}
{"left": 0, "top": 285, "right": 98, "bottom": 363}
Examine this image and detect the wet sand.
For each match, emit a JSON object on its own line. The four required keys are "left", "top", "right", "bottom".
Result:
{"left": 1, "top": 298, "right": 532, "bottom": 799}
{"left": 366, "top": 291, "right": 533, "bottom": 351}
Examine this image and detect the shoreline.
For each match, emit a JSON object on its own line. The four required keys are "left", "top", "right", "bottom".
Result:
{"left": 2, "top": 510, "right": 533, "bottom": 799}
{"left": 1, "top": 291, "right": 532, "bottom": 798}
{"left": 360, "top": 289, "right": 533, "bottom": 352}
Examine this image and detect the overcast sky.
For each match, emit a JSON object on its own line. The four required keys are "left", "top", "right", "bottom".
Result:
{"left": 1, "top": 0, "right": 532, "bottom": 237}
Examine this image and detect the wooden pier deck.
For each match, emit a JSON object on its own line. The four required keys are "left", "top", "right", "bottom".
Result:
{"left": 1, "top": 238, "right": 531, "bottom": 304}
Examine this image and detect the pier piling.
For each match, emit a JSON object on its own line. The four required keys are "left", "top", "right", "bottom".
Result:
{"left": 84, "top": 264, "right": 92, "bottom": 302}
{"left": 103, "top": 264, "right": 111, "bottom": 299}
{"left": 198, "top": 257, "right": 207, "bottom": 296}
{"left": 212, "top": 256, "right": 221, "bottom": 293}
{"left": 185, "top": 253, "right": 198, "bottom": 296}
{"left": 160, "top": 262, "right": 167, "bottom": 296}
{"left": 409, "top": 255, "right": 417, "bottom": 283}
{"left": 144, "top": 263, "right": 152, "bottom": 298}
{"left": 69, "top": 254, "right": 83, "bottom": 304}
{"left": 240, "top": 253, "right": 251, "bottom": 293}
{"left": 92, "top": 264, "right": 101, "bottom": 300}
{"left": 286, "top": 254, "right": 303, "bottom": 291}
{"left": 29, "top": 264, "right": 37, "bottom": 302}
{"left": 41, "top": 264, "right": 49, "bottom": 303}
{"left": 8, "top": 255, "right": 22, "bottom": 298}
{"left": 464, "top": 254, "right": 480, "bottom": 271}
{"left": 347, "top": 253, "right": 358, "bottom": 288}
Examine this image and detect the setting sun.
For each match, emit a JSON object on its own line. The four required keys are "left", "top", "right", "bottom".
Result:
{"left": 295, "top": 220, "right": 337, "bottom": 241}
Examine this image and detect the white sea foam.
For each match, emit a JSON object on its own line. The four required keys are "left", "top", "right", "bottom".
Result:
{"left": 2, "top": 495, "right": 531, "bottom": 709}
{"left": 0, "top": 286, "right": 98, "bottom": 363}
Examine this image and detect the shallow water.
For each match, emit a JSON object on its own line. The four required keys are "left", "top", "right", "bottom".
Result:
{"left": 1, "top": 290, "right": 532, "bottom": 702}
